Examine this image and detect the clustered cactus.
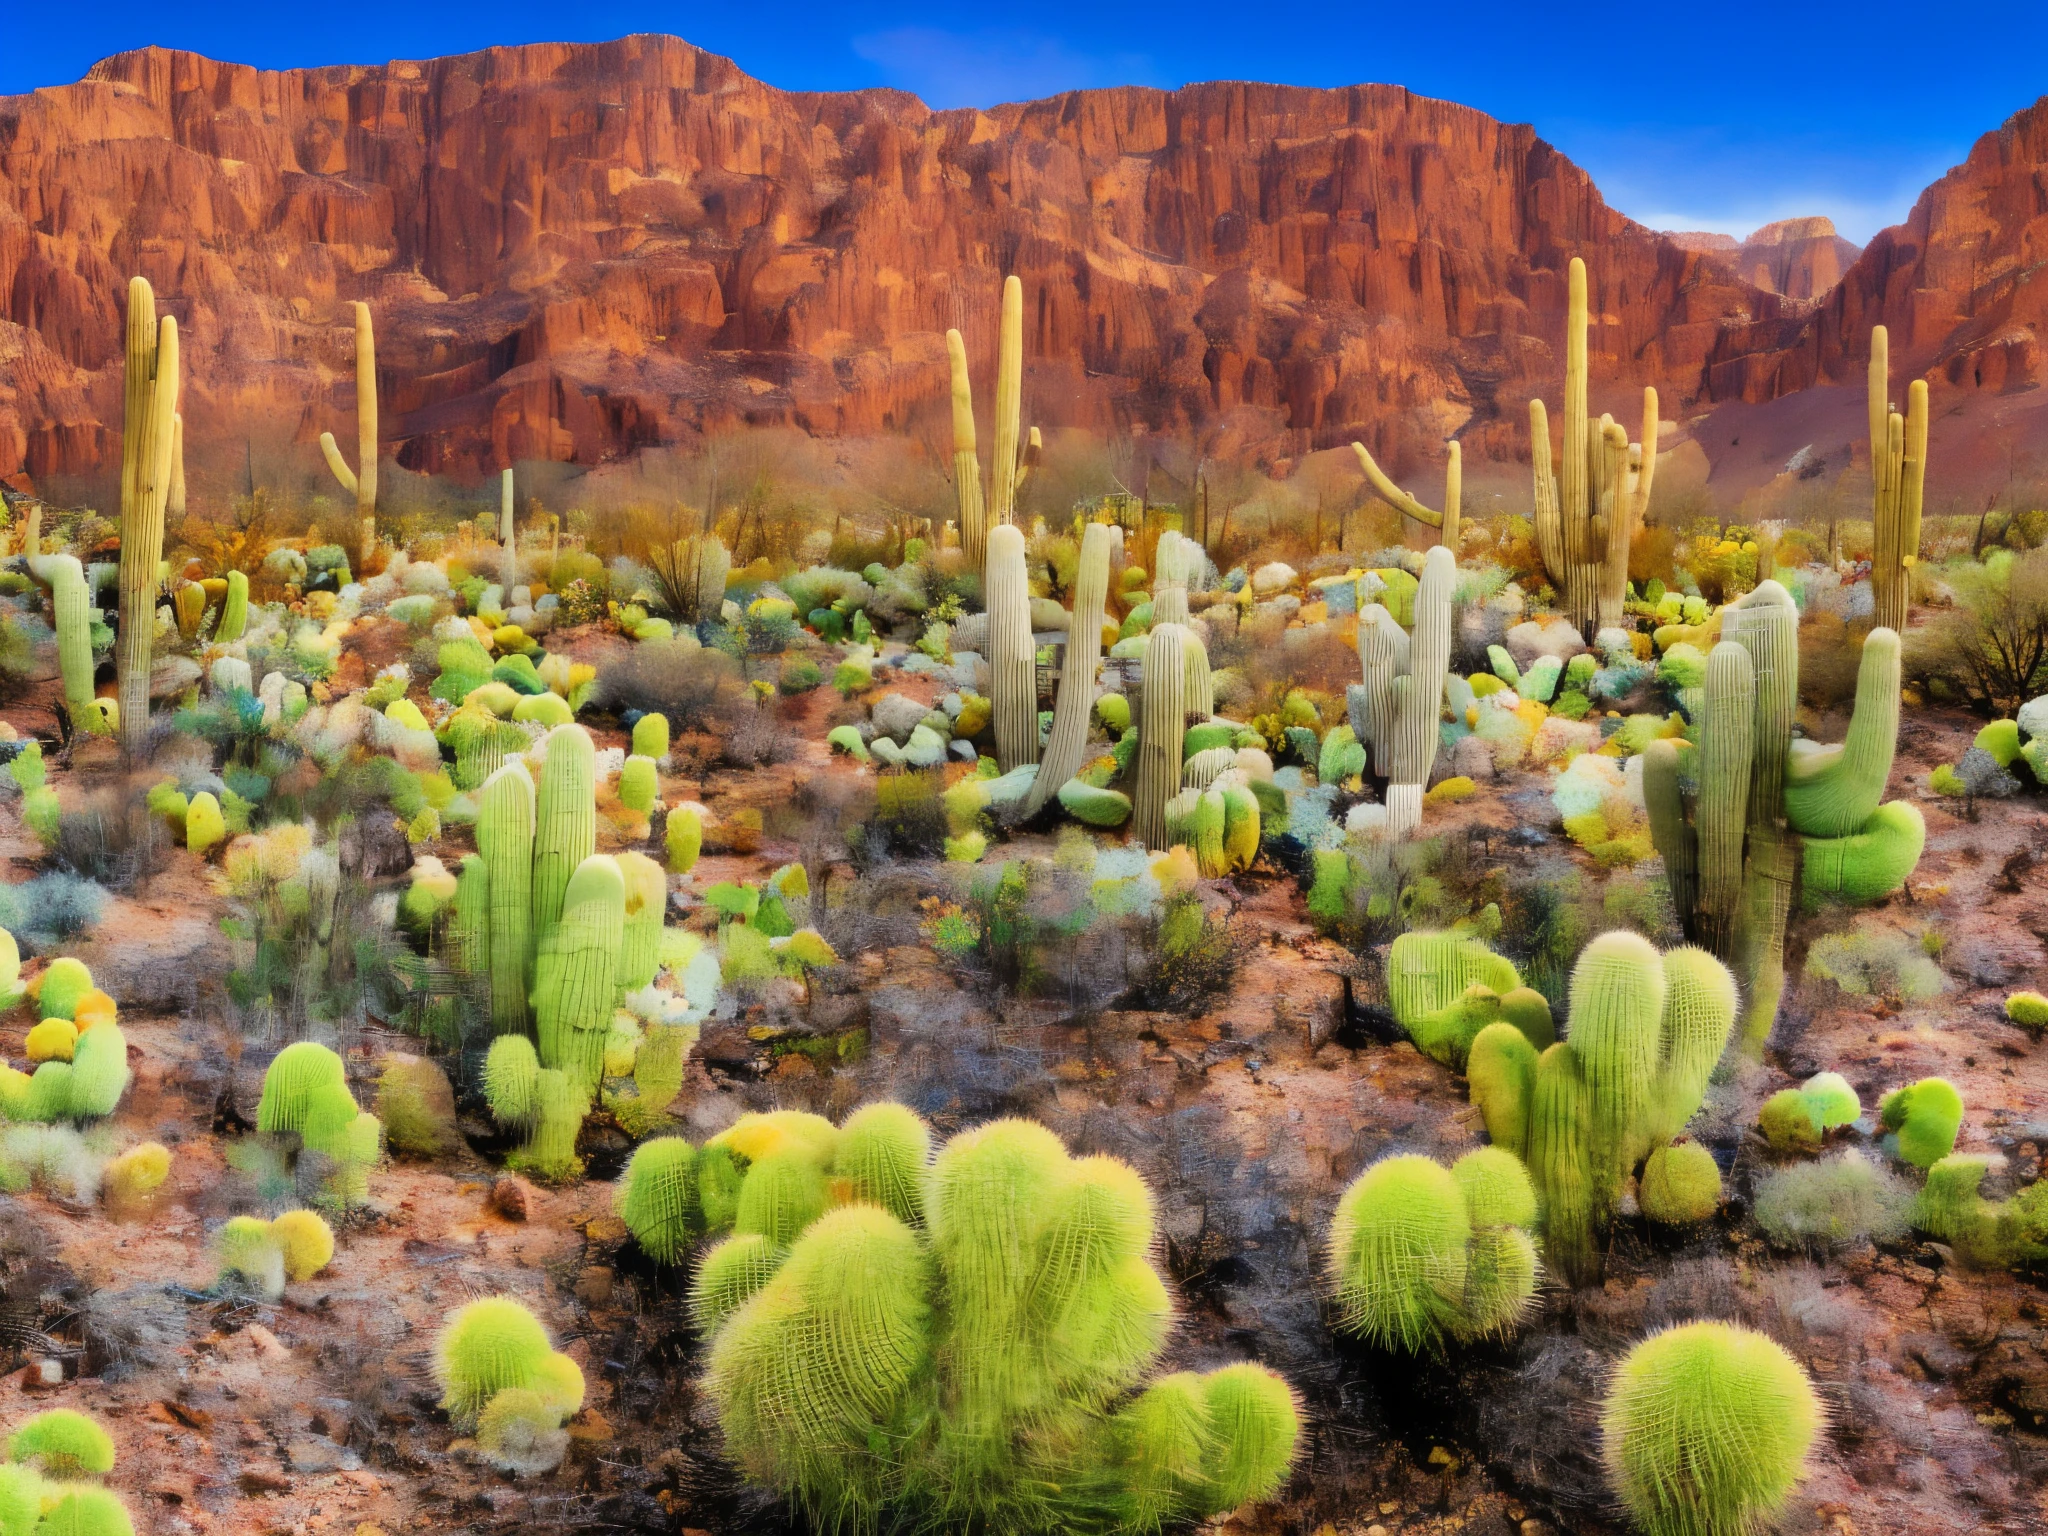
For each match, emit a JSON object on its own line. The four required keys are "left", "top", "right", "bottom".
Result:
{"left": 1386, "top": 929, "right": 1553, "bottom": 1067}
{"left": 946, "top": 275, "right": 1040, "bottom": 567}
{"left": 1, "top": 1407, "right": 134, "bottom": 1534}
{"left": 1349, "top": 544, "right": 1454, "bottom": 837}
{"left": 434, "top": 1296, "right": 585, "bottom": 1475}
{"left": 611, "top": 1105, "right": 1301, "bottom": 1531}
{"left": 1865, "top": 325, "right": 1928, "bottom": 635}
{"left": 1468, "top": 932, "right": 1737, "bottom": 1283}
{"left": 253, "top": 1041, "right": 382, "bottom": 1208}
{"left": 1646, "top": 596, "right": 1922, "bottom": 1046}
{"left": 1328, "top": 1148, "right": 1539, "bottom": 1352}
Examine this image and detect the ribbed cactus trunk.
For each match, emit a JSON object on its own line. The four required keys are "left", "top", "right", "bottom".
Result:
{"left": 216, "top": 570, "right": 249, "bottom": 644}
{"left": 946, "top": 329, "right": 988, "bottom": 568}
{"left": 478, "top": 761, "right": 536, "bottom": 1035}
{"left": 317, "top": 301, "right": 378, "bottom": 574}
{"left": 1729, "top": 582, "right": 1799, "bottom": 1046}
{"left": 1528, "top": 1043, "right": 1595, "bottom": 1286}
{"left": 1134, "top": 624, "right": 1189, "bottom": 850}
{"left": 1641, "top": 739, "right": 1697, "bottom": 923}
{"left": 1023, "top": 523, "right": 1114, "bottom": 814}
{"left": 985, "top": 525, "right": 1038, "bottom": 773}
{"left": 48, "top": 556, "right": 98, "bottom": 730}
{"left": 1530, "top": 258, "right": 1657, "bottom": 638}
{"left": 1352, "top": 604, "right": 1411, "bottom": 778}
{"left": 989, "top": 275, "right": 1024, "bottom": 528}
{"left": 616, "top": 850, "right": 667, "bottom": 994}
{"left": 533, "top": 726, "right": 598, "bottom": 939}
{"left": 1867, "top": 327, "right": 1928, "bottom": 635}
{"left": 534, "top": 854, "right": 625, "bottom": 1093}
{"left": 448, "top": 852, "right": 491, "bottom": 980}
{"left": 117, "top": 276, "right": 180, "bottom": 752}
{"left": 1565, "top": 932, "right": 1666, "bottom": 1224}
{"left": 1152, "top": 530, "right": 1191, "bottom": 626}
{"left": 1350, "top": 438, "right": 1461, "bottom": 552}
{"left": 1384, "top": 545, "right": 1454, "bottom": 838}
{"left": 500, "top": 468, "right": 518, "bottom": 588}
{"left": 1692, "top": 641, "right": 1755, "bottom": 958}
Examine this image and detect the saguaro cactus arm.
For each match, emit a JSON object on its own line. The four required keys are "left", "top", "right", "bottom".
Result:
{"left": 116, "top": 276, "right": 179, "bottom": 750}
{"left": 990, "top": 275, "right": 1025, "bottom": 527}
{"left": 1784, "top": 627, "right": 1902, "bottom": 837}
{"left": 1868, "top": 324, "right": 1929, "bottom": 635}
{"left": 1351, "top": 439, "right": 1461, "bottom": 551}
{"left": 318, "top": 300, "right": 378, "bottom": 566}
{"left": 946, "top": 328, "right": 987, "bottom": 565}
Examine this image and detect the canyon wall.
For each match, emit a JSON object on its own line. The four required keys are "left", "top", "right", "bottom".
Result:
{"left": 0, "top": 37, "right": 1790, "bottom": 494}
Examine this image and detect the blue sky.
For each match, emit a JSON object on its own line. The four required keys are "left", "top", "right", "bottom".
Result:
{"left": 7, "top": 3, "right": 2044, "bottom": 244}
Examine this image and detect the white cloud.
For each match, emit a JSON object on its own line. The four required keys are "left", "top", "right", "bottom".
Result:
{"left": 850, "top": 26, "right": 1162, "bottom": 109}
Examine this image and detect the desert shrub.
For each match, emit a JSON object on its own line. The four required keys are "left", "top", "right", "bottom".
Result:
{"left": 1805, "top": 928, "right": 1944, "bottom": 1002}
{"left": 1124, "top": 891, "right": 1243, "bottom": 1011}
{"left": 595, "top": 639, "right": 746, "bottom": 728}
{"left": 43, "top": 788, "right": 166, "bottom": 892}
{"left": 852, "top": 770, "right": 948, "bottom": 863}
{"left": 722, "top": 705, "right": 799, "bottom": 768}
{"left": 0, "top": 874, "right": 107, "bottom": 952}
{"left": 1909, "top": 548, "right": 2048, "bottom": 714}
{"left": 1753, "top": 1150, "right": 1912, "bottom": 1250}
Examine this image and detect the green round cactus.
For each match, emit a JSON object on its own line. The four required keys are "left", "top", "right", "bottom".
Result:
{"left": 475, "top": 1386, "right": 570, "bottom": 1477}
{"left": 690, "top": 1232, "right": 782, "bottom": 1337}
{"left": 1328, "top": 1154, "right": 1470, "bottom": 1352}
{"left": 35, "top": 958, "right": 94, "bottom": 1022}
{"left": 1387, "top": 931, "right": 1524, "bottom": 1067}
{"left": 1879, "top": 1077, "right": 1964, "bottom": 1168}
{"left": 33, "top": 1487, "right": 133, "bottom": 1536}
{"left": 832, "top": 1102, "right": 932, "bottom": 1228}
{"left": 1760, "top": 1089, "right": 1822, "bottom": 1152}
{"left": 2006, "top": 991, "right": 2048, "bottom": 1032}
{"left": 214, "top": 1214, "right": 286, "bottom": 1299}
{"left": 618, "top": 754, "right": 658, "bottom": 814}
{"left": 65, "top": 1021, "right": 130, "bottom": 1120}
{"left": 1799, "top": 1071, "right": 1862, "bottom": 1130}
{"left": 256, "top": 1041, "right": 348, "bottom": 1137}
{"left": 22, "top": 1061, "right": 72, "bottom": 1124}
{"left": 1602, "top": 1321, "right": 1819, "bottom": 1536}
{"left": 0, "top": 1465, "right": 45, "bottom": 1536}
{"left": 617, "top": 1137, "right": 700, "bottom": 1265}
{"left": 435, "top": 1296, "right": 555, "bottom": 1424}
{"left": 532, "top": 1349, "right": 586, "bottom": 1420}
{"left": 1195, "top": 1362, "right": 1300, "bottom": 1511}
{"left": 508, "top": 1068, "right": 588, "bottom": 1183}
{"left": 1468, "top": 1021, "right": 1540, "bottom": 1159}
{"left": 631, "top": 712, "right": 670, "bottom": 760}
{"left": 483, "top": 1034, "right": 540, "bottom": 1126}
{"left": 1566, "top": 931, "right": 1666, "bottom": 1201}
{"left": 734, "top": 1151, "right": 829, "bottom": 1248}
{"left": 1639, "top": 1143, "right": 1722, "bottom": 1225}
{"left": 7, "top": 1407, "right": 114, "bottom": 1476}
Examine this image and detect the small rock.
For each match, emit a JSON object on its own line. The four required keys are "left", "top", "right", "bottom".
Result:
{"left": 29, "top": 1359, "right": 61, "bottom": 1386}
{"left": 490, "top": 1175, "right": 535, "bottom": 1221}
{"left": 245, "top": 1325, "right": 290, "bottom": 1361}
{"left": 287, "top": 1434, "right": 361, "bottom": 1474}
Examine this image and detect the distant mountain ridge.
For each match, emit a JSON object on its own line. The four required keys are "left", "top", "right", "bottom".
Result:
{"left": 0, "top": 38, "right": 2041, "bottom": 505}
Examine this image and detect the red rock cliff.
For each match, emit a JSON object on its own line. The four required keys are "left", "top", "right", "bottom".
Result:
{"left": 0, "top": 37, "right": 1801, "bottom": 492}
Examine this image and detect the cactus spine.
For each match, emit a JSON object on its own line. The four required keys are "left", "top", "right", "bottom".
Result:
{"left": 116, "top": 276, "right": 179, "bottom": 751}
{"left": 985, "top": 524, "right": 1039, "bottom": 772}
{"left": 1529, "top": 257, "right": 1659, "bottom": 638}
{"left": 1024, "top": 522, "right": 1115, "bottom": 813}
{"left": 1350, "top": 437, "right": 1460, "bottom": 552}
{"left": 1867, "top": 326, "right": 1928, "bottom": 634}
{"left": 478, "top": 761, "right": 536, "bottom": 1034}
{"left": 1134, "top": 623, "right": 1189, "bottom": 850}
{"left": 318, "top": 300, "right": 378, "bottom": 570}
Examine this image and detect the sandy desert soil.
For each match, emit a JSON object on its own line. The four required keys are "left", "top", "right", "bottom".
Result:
{"left": 0, "top": 663, "right": 2041, "bottom": 1536}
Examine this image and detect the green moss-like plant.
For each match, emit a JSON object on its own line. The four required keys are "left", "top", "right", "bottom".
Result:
{"left": 2006, "top": 991, "right": 2048, "bottom": 1032}
{"left": 1601, "top": 1321, "right": 1820, "bottom": 1536}
{"left": 1639, "top": 1143, "right": 1722, "bottom": 1225}
{"left": 435, "top": 1296, "right": 557, "bottom": 1425}
{"left": 255, "top": 1041, "right": 348, "bottom": 1137}
{"left": 7, "top": 1408, "right": 114, "bottom": 1476}
{"left": 1879, "top": 1077, "right": 1964, "bottom": 1169}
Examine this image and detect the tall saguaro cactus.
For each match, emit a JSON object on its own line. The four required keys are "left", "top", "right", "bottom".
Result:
{"left": 1530, "top": 258, "right": 1659, "bottom": 638}
{"left": 945, "top": 277, "right": 1040, "bottom": 565}
{"left": 1866, "top": 325, "right": 1928, "bottom": 635}
{"left": 1645, "top": 597, "right": 1922, "bottom": 1048}
{"left": 117, "top": 276, "right": 180, "bottom": 750}
{"left": 500, "top": 468, "right": 518, "bottom": 587}
{"left": 1024, "top": 522, "right": 1117, "bottom": 813}
{"left": 318, "top": 300, "right": 378, "bottom": 572}
{"left": 985, "top": 525, "right": 1039, "bottom": 773}
{"left": 1350, "top": 545, "right": 1454, "bottom": 837}
{"left": 1351, "top": 438, "right": 1461, "bottom": 553}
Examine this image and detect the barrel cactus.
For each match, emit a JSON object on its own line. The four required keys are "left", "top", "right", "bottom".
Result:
{"left": 1602, "top": 1321, "right": 1819, "bottom": 1536}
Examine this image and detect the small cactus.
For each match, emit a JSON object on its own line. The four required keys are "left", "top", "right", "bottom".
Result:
{"left": 214, "top": 1214, "right": 286, "bottom": 1299}
{"left": 7, "top": 1407, "right": 114, "bottom": 1476}
{"left": 434, "top": 1296, "right": 555, "bottom": 1425}
{"left": 271, "top": 1209, "right": 336, "bottom": 1281}
{"left": 617, "top": 1137, "right": 700, "bottom": 1265}
{"left": 1639, "top": 1143, "right": 1722, "bottom": 1225}
{"left": 1602, "top": 1321, "right": 1820, "bottom": 1536}
{"left": 256, "top": 1042, "right": 349, "bottom": 1138}
{"left": 1879, "top": 1077, "right": 1964, "bottom": 1168}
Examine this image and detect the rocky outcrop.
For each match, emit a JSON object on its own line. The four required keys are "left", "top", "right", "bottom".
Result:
{"left": 0, "top": 38, "right": 1811, "bottom": 496}
{"left": 1667, "top": 219, "right": 1861, "bottom": 302}
{"left": 1708, "top": 95, "right": 2048, "bottom": 406}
